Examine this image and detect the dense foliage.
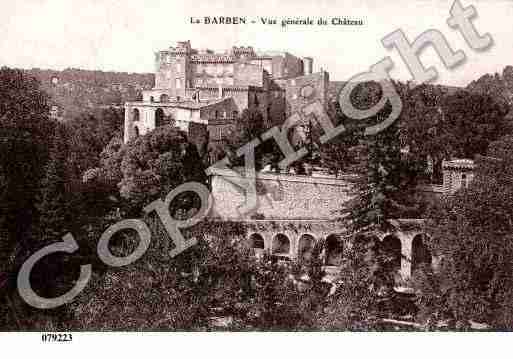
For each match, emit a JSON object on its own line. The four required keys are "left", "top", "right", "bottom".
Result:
{"left": 3, "top": 64, "right": 513, "bottom": 331}
{"left": 417, "top": 135, "right": 513, "bottom": 329}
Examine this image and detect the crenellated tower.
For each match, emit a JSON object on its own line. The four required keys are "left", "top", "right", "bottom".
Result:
{"left": 155, "top": 40, "right": 192, "bottom": 97}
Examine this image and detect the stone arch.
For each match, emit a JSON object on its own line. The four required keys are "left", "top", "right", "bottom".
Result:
{"left": 412, "top": 233, "right": 432, "bottom": 273}
{"left": 248, "top": 233, "right": 265, "bottom": 250}
{"left": 155, "top": 108, "right": 165, "bottom": 127}
{"left": 272, "top": 233, "right": 290, "bottom": 256}
{"left": 380, "top": 234, "right": 402, "bottom": 274}
{"left": 132, "top": 108, "right": 140, "bottom": 122}
{"left": 298, "top": 233, "right": 315, "bottom": 261}
{"left": 160, "top": 94, "right": 169, "bottom": 103}
{"left": 325, "top": 234, "right": 343, "bottom": 266}
{"left": 247, "top": 233, "right": 265, "bottom": 257}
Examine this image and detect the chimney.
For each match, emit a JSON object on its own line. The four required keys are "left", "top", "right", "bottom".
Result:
{"left": 302, "top": 57, "right": 313, "bottom": 75}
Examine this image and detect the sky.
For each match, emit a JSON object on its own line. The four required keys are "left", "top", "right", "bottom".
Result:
{"left": 1, "top": 0, "right": 512, "bottom": 86}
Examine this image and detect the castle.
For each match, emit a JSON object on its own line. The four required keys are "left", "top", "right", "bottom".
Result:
{"left": 208, "top": 159, "right": 475, "bottom": 285}
{"left": 124, "top": 40, "right": 329, "bottom": 146}
{"left": 123, "top": 41, "right": 477, "bottom": 287}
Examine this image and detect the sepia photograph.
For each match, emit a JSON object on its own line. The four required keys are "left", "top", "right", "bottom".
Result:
{"left": 1, "top": 0, "right": 513, "bottom": 356}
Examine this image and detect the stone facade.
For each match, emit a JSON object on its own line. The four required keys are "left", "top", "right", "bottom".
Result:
{"left": 275, "top": 71, "right": 330, "bottom": 118}
{"left": 208, "top": 160, "right": 475, "bottom": 284}
{"left": 442, "top": 159, "right": 475, "bottom": 194}
{"left": 210, "top": 170, "right": 353, "bottom": 220}
{"left": 209, "top": 169, "right": 350, "bottom": 269}
{"left": 124, "top": 97, "right": 238, "bottom": 148}
{"left": 124, "top": 41, "right": 329, "bottom": 144}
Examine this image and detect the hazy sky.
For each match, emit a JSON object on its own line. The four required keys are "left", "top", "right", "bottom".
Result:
{"left": 1, "top": 0, "right": 511, "bottom": 86}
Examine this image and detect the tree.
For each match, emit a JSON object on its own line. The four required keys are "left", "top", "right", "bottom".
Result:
{"left": 86, "top": 126, "right": 207, "bottom": 214}
{"left": 342, "top": 110, "right": 415, "bottom": 233}
{"left": 0, "top": 68, "right": 54, "bottom": 271}
{"left": 37, "top": 124, "right": 72, "bottom": 242}
{"left": 208, "top": 107, "right": 280, "bottom": 171}
{"left": 419, "top": 135, "right": 513, "bottom": 329}
{"left": 66, "top": 107, "right": 124, "bottom": 178}
{"left": 398, "top": 85, "right": 508, "bottom": 182}
{"left": 68, "top": 227, "right": 313, "bottom": 331}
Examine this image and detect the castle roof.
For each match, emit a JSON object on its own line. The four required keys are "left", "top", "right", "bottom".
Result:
{"left": 442, "top": 159, "right": 475, "bottom": 170}
{"left": 190, "top": 54, "right": 236, "bottom": 63}
{"left": 125, "top": 97, "right": 231, "bottom": 110}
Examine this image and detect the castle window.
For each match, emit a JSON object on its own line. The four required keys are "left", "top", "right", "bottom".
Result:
{"left": 233, "top": 110, "right": 238, "bottom": 119}
{"left": 462, "top": 173, "right": 467, "bottom": 188}
{"left": 150, "top": 96, "right": 154, "bottom": 103}
{"left": 160, "top": 94, "right": 169, "bottom": 103}
{"left": 215, "top": 110, "right": 219, "bottom": 119}
{"left": 223, "top": 111, "right": 227, "bottom": 118}
{"left": 249, "top": 233, "right": 265, "bottom": 250}
{"left": 155, "top": 108, "right": 165, "bottom": 127}
{"left": 133, "top": 125, "right": 140, "bottom": 138}
{"left": 132, "top": 108, "right": 140, "bottom": 122}
{"left": 298, "top": 234, "right": 315, "bottom": 262}
{"left": 325, "top": 234, "right": 343, "bottom": 266}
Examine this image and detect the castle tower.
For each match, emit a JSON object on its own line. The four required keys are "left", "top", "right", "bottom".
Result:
{"left": 442, "top": 159, "right": 475, "bottom": 194}
{"left": 155, "top": 41, "right": 192, "bottom": 97}
{"left": 302, "top": 57, "right": 313, "bottom": 75}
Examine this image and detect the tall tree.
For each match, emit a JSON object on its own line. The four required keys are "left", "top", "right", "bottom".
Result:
{"left": 37, "top": 125, "right": 71, "bottom": 242}
{"left": 0, "top": 68, "right": 53, "bottom": 270}
{"left": 86, "top": 126, "right": 207, "bottom": 214}
{"left": 398, "top": 85, "right": 508, "bottom": 182}
{"left": 342, "top": 106, "right": 414, "bottom": 234}
{"left": 419, "top": 135, "right": 513, "bottom": 329}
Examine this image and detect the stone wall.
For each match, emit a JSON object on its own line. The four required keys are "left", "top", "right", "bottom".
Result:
{"left": 233, "top": 63, "right": 264, "bottom": 87}
{"left": 276, "top": 71, "right": 329, "bottom": 118}
{"left": 210, "top": 170, "right": 354, "bottom": 220}
{"left": 270, "top": 53, "right": 305, "bottom": 79}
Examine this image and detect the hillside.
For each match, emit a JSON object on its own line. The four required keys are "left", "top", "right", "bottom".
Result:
{"left": 22, "top": 68, "right": 155, "bottom": 120}
{"left": 328, "top": 80, "right": 462, "bottom": 104}
{"left": 466, "top": 65, "right": 513, "bottom": 107}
